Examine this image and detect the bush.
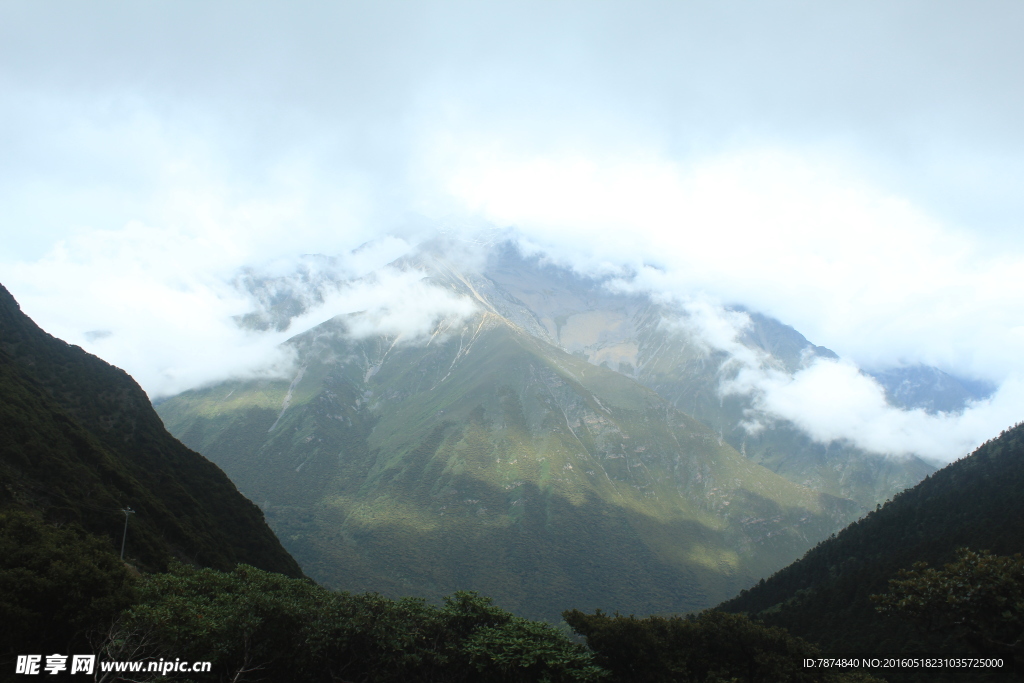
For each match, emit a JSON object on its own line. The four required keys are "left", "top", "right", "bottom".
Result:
{"left": 0, "top": 509, "right": 135, "bottom": 659}
{"left": 563, "top": 608, "right": 882, "bottom": 683}
{"left": 113, "top": 562, "right": 605, "bottom": 682}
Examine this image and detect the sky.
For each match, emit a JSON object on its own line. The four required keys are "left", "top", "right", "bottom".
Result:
{"left": 2, "top": 1, "right": 1023, "bottom": 462}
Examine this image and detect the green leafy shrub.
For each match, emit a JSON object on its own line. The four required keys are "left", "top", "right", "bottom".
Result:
{"left": 563, "top": 608, "right": 882, "bottom": 683}
{"left": 114, "top": 562, "right": 605, "bottom": 682}
{"left": 0, "top": 510, "right": 135, "bottom": 659}
{"left": 873, "top": 548, "right": 1024, "bottom": 659}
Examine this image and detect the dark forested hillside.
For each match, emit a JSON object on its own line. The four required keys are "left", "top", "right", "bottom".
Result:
{"left": 0, "top": 283, "right": 301, "bottom": 577}
{"left": 720, "top": 422, "right": 1024, "bottom": 666}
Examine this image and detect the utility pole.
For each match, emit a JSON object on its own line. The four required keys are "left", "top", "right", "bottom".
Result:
{"left": 119, "top": 507, "right": 135, "bottom": 560}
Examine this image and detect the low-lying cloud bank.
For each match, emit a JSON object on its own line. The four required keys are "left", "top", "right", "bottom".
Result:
{"left": 791, "top": 362, "right": 1015, "bottom": 462}
{"left": 726, "top": 354, "right": 1021, "bottom": 464}
{"left": 5, "top": 227, "right": 476, "bottom": 397}
{"left": 256, "top": 265, "right": 479, "bottom": 343}
{"left": 652, "top": 295, "right": 1017, "bottom": 464}
{"left": 5, "top": 224, "right": 1019, "bottom": 464}
{"left": 3, "top": 2, "right": 1023, "bottom": 465}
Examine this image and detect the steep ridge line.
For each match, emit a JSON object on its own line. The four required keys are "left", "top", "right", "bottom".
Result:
{"left": 0, "top": 282, "right": 302, "bottom": 577}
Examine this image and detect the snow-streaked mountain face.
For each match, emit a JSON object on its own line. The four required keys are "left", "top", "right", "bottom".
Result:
{"left": 155, "top": 242, "right": 951, "bottom": 619}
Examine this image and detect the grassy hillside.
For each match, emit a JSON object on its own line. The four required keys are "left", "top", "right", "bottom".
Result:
{"left": 479, "top": 249, "right": 937, "bottom": 508}
{"left": 158, "top": 309, "right": 860, "bottom": 621}
{"left": 225, "top": 247, "right": 938, "bottom": 508}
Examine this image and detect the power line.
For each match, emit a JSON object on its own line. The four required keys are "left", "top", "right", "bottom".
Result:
{"left": 119, "top": 507, "right": 135, "bottom": 560}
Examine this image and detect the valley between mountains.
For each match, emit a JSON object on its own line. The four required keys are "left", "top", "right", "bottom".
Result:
{"left": 155, "top": 247, "right": 943, "bottom": 621}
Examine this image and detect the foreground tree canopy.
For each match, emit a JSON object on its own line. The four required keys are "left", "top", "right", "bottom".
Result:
{"left": 0, "top": 510, "right": 136, "bottom": 658}
{"left": 105, "top": 562, "right": 604, "bottom": 683}
{"left": 562, "top": 609, "right": 881, "bottom": 683}
{"left": 3, "top": 509, "right": 891, "bottom": 683}
{"left": 873, "top": 548, "right": 1024, "bottom": 659}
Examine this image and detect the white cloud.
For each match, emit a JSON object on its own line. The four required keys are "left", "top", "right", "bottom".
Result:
{"left": 729, "top": 357, "right": 1024, "bottom": 463}
{"left": 5, "top": 222, "right": 299, "bottom": 397}
{"left": 285, "top": 266, "right": 478, "bottom": 342}
{"left": 3, "top": 222, "right": 473, "bottom": 397}
{"left": 444, "top": 148, "right": 1024, "bottom": 386}
{"left": 2, "top": 2, "right": 1023, "bottom": 456}
{"left": 650, "top": 296, "right": 1018, "bottom": 463}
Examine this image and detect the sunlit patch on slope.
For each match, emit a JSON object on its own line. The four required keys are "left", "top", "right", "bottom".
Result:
{"left": 156, "top": 299, "right": 859, "bottom": 619}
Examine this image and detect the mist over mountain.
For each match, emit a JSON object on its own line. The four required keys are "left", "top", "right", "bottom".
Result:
{"left": 152, "top": 242, "right": 978, "bottom": 620}
{"left": 3, "top": 6, "right": 1023, "bottom": 677}
{"left": 220, "top": 239, "right": 984, "bottom": 464}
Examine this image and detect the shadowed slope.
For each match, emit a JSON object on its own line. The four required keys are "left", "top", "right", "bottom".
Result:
{"left": 719, "top": 422, "right": 1024, "bottom": 667}
{"left": 0, "top": 283, "right": 301, "bottom": 576}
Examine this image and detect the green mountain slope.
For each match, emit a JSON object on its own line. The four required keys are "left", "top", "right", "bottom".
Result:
{"left": 220, "top": 245, "right": 941, "bottom": 507}
{"left": 0, "top": 283, "right": 301, "bottom": 577}
{"left": 480, "top": 248, "right": 937, "bottom": 507}
{"left": 158, "top": 305, "right": 860, "bottom": 621}
{"left": 718, "top": 422, "right": 1024, "bottom": 660}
